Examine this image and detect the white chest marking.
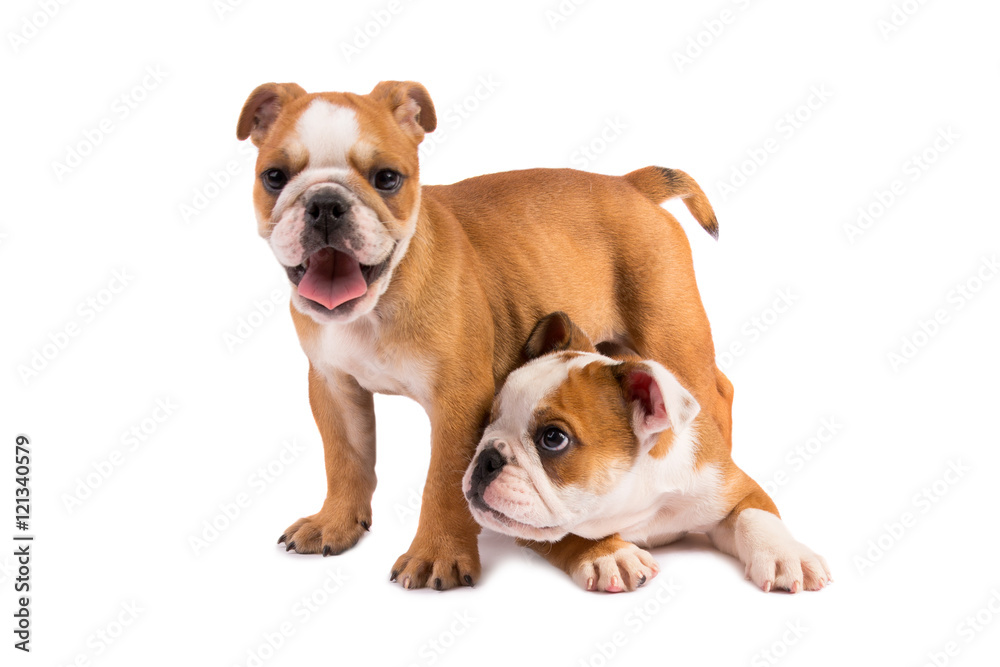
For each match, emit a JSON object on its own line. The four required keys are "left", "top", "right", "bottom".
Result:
{"left": 305, "top": 318, "right": 433, "bottom": 408}
{"left": 570, "top": 427, "right": 729, "bottom": 545}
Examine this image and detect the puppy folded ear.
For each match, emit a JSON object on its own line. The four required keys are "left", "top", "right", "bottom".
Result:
{"left": 616, "top": 361, "right": 700, "bottom": 451}
{"left": 523, "top": 312, "right": 597, "bottom": 361}
{"left": 237, "top": 82, "right": 307, "bottom": 146}
{"left": 369, "top": 80, "right": 437, "bottom": 142}
{"left": 595, "top": 340, "right": 640, "bottom": 359}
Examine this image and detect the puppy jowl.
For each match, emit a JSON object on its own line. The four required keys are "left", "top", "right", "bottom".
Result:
{"left": 236, "top": 81, "right": 823, "bottom": 593}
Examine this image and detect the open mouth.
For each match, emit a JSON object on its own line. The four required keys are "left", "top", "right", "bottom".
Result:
{"left": 285, "top": 246, "right": 391, "bottom": 312}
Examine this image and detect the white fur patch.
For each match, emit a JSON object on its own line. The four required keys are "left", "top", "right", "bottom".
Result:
{"left": 735, "top": 509, "right": 794, "bottom": 557}
{"left": 728, "top": 508, "right": 831, "bottom": 592}
{"left": 575, "top": 452, "right": 727, "bottom": 545}
{"left": 295, "top": 100, "right": 359, "bottom": 169}
{"left": 619, "top": 460, "right": 729, "bottom": 547}
{"left": 303, "top": 313, "right": 433, "bottom": 409}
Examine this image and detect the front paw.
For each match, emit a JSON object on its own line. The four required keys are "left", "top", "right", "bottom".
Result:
{"left": 744, "top": 540, "right": 831, "bottom": 593}
{"left": 735, "top": 509, "right": 831, "bottom": 593}
{"left": 390, "top": 536, "right": 481, "bottom": 591}
{"left": 570, "top": 538, "right": 659, "bottom": 593}
{"left": 278, "top": 505, "right": 371, "bottom": 556}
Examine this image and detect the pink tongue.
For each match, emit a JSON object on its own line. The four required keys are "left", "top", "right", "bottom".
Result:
{"left": 297, "top": 248, "right": 368, "bottom": 310}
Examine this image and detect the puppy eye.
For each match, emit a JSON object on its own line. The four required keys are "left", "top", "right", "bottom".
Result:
{"left": 261, "top": 168, "right": 288, "bottom": 193}
{"left": 372, "top": 169, "right": 403, "bottom": 192}
{"left": 539, "top": 427, "right": 570, "bottom": 453}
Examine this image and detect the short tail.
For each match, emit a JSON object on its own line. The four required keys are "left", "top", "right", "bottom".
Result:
{"left": 623, "top": 166, "right": 719, "bottom": 240}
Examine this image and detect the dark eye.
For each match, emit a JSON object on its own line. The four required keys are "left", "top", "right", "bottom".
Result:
{"left": 539, "top": 427, "right": 570, "bottom": 453}
{"left": 372, "top": 169, "right": 402, "bottom": 192}
{"left": 261, "top": 168, "right": 288, "bottom": 193}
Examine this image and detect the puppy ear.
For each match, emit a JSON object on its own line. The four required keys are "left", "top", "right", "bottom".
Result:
{"left": 523, "top": 312, "right": 597, "bottom": 361}
{"left": 369, "top": 80, "right": 437, "bottom": 142}
{"left": 595, "top": 340, "right": 640, "bottom": 359}
{"left": 237, "top": 82, "right": 307, "bottom": 146}
{"left": 616, "top": 361, "right": 700, "bottom": 451}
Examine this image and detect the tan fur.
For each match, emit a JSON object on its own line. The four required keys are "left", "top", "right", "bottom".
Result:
{"left": 239, "top": 81, "right": 733, "bottom": 590}
{"left": 531, "top": 364, "right": 638, "bottom": 492}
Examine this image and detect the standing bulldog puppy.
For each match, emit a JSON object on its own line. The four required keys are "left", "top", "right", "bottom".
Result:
{"left": 237, "top": 80, "right": 733, "bottom": 590}
{"left": 464, "top": 313, "right": 831, "bottom": 593}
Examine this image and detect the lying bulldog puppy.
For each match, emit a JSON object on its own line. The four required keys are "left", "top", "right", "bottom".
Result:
{"left": 463, "top": 312, "right": 831, "bottom": 593}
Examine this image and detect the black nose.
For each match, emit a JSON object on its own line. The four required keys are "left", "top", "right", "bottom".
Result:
{"left": 468, "top": 446, "right": 506, "bottom": 509}
{"left": 305, "top": 191, "right": 351, "bottom": 242}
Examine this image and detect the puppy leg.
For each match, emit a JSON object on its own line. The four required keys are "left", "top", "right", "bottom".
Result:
{"left": 280, "top": 366, "right": 376, "bottom": 556}
{"left": 390, "top": 376, "right": 493, "bottom": 590}
{"left": 520, "top": 534, "right": 659, "bottom": 593}
{"left": 708, "top": 475, "right": 831, "bottom": 592}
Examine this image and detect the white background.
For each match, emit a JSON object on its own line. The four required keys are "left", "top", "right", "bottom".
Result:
{"left": 3, "top": 0, "right": 999, "bottom": 665}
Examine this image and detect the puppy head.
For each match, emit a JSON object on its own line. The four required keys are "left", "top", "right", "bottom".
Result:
{"left": 236, "top": 81, "right": 436, "bottom": 323}
{"left": 462, "top": 312, "right": 700, "bottom": 541}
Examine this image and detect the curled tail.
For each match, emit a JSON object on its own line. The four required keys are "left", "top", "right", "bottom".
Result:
{"left": 624, "top": 166, "right": 719, "bottom": 240}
